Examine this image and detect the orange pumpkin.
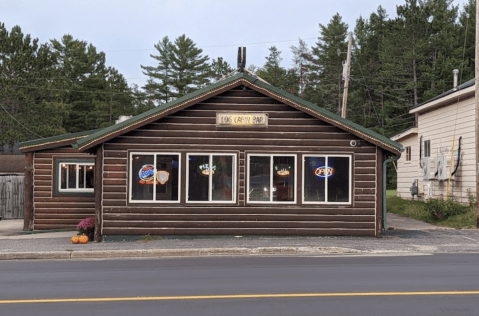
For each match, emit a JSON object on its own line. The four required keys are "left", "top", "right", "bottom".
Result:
{"left": 79, "top": 234, "right": 89, "bottom": 244}
{"left": 71, "top": 236, "right": 79, "bottom": 244}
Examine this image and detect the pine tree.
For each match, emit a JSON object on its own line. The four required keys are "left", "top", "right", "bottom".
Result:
{"left": 0, "top": 23, "right": 67, "bottom": 151}
{"left": 455, "top": 0, "right": 475, "bottom": 83}
{"left": 305, "top": 14, "right": 349, "bottom": 114}
{"left": 257, "top": 46, "right": 298, "bottom": 93}
{"left": 140, "top": 36, "right": 173, "bottom": 104}
{"left": 209, "top": 57, "right": 233, "bottom": 82}
{"left": 50, "top": 35, "right": 108, "bottom": 132}
{"left": 92, "top": 67, "right": 135, "bottom": 128}
{"left": 290, "top": 38, "right": 311, "bottom": 95}
{"left": 169, "top": 35, "right": 210, "bottom": 98}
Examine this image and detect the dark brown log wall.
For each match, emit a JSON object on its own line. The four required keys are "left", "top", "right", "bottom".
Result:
{"left": 101, "top": 86, "right": 378, "bottom": 236}
{"left": 32, "top": 147, "right": 95, "bottom": 230}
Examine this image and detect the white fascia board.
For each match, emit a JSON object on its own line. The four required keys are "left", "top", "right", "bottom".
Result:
{"left": 410, "top": 86, "right": 475, "bottom": 114}
{"left": 390, "top": 128, "right": 418, "bottom": 142}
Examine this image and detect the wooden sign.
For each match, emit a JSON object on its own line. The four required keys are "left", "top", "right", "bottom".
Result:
{"left": 216, "top": 112, "right": 268, "bottom": 127}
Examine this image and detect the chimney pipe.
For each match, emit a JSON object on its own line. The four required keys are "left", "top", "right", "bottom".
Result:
{"left": 237, "top": 47, "right": 246, "bottom": 71}
{"left": 453, "top": 69, "right": 459, "bottom": 90}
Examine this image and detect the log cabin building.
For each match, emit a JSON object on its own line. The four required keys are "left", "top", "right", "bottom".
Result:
{"left": 19, "top": 71, "right": 402, "bottom": 238}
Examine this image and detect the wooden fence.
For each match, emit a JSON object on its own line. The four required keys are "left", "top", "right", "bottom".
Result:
{"left": 0, "top": 175, "right": 24, "bottom": 219}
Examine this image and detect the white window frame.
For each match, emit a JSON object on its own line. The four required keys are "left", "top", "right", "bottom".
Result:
{"left": 186, "top": 153, "right": 237, "bottom": 204}
{"left": 58, "top": 162, "right": 94, "bottom": 193}
{"left": 405, "top": 146, "right": 412, "bottom": 162}
{"left": 247, "top": 154, "right": 297, "bottom": 204}
{"left": 302, "top": 154, "right": 352, "bottom": 205}
{"left": 129, "top": 152, "right": 181, "bottom": 204}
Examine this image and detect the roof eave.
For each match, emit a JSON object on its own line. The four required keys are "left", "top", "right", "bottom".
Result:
{"left": 390, "top": 127, "right": 418, "bottom": 141}
{"left": 75, "top": 72, "right": 403, "bottom": 155}
{"left": 410, "top": 85, "right": 475, "bottom": 114}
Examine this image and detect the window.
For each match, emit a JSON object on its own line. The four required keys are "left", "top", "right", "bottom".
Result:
{"left": 302, "top": 155, "right": 351, "bottom": 204}
{"left": 130, "top": 153, "right": 180, "bottom": 203}
{"left": 406, "top": 146, "right": 411, "bottom": 161}
{"left": 58, "top": 162, "right": 94, "bottom": 193}
{"left": 247, "top": 154, "right": 296, "bottom": 203}
{"left": 424, "top": 140, "right": 431, "bottom": 158}
{"left": 187, "top": 154, "right": 236, "bottom": 203}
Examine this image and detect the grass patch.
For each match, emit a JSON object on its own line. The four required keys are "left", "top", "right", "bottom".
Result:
{"left": 386, "top": 196, "right": 476, "bottom": 229}
{"left": 386, "top": 190, "right": 397, "bottom": 196}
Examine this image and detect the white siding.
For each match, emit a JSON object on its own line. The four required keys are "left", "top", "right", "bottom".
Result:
{"left": 396, "top": 96, "right": 476, "bottom": 203}
{"left": 396, "top": 134, "right": 420, "bottom": 199}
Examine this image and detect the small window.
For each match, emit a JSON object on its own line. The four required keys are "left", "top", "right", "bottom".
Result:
{"left": 187, "top": 153, "right": 236, "bottom": 203}
{"left": 424, "top": 140, "right": 431, "bottom": 157}
{"left": 58, "top": 162, "right": 94, "bottom": 193}
{"left": 406, "top": 146, "right": 411, "bottom": 161}
{"left": 247, "top": 154, "right": 296, "bottom": 203}
{"left": 130, "top": 153, "right": 180, "bottom": 203}
{"left": 302, "top": 155, "right": 351, "bottom": 204}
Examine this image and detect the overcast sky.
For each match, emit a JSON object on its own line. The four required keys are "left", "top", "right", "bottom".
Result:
{"left": 1, "top": 0, "right": 471, "bottom": 88}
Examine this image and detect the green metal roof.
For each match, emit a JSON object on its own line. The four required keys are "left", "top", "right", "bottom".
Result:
{"left": 68, "top": 71, "right": 401, "bottom": 154}
{"left": 19, "top": 128, "right": 101, "bottom": 152}
{"left": 413, "top": 78, "right": 475, "bottom": 109}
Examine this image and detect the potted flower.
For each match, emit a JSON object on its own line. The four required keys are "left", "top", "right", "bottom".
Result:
{"left": 77, "top": 217, "right": 95, "bottom": 241}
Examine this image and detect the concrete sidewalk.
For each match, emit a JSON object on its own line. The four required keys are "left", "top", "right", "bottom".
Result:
{"left": 0, "top": 215, "right": 476, "bottom": 260}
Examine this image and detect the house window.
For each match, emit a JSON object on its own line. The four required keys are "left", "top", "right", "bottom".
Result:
{"left": 58, "top": 162, "right": 94, "bottom": 193}
{"left": 302, "top": 155, "right": 351, "bottom": 204}
{"left": 406, "top": 146, "right": 411, "bottom": 161}
{"left": 130, "top": 153, "right": 180, "bottom": 202}
{"left": 247, "top": 154, "right": 296, "bottom": 203}
{"left": 187, "top": 154, "right": 236, "bottom": 203}
{"left": 424, "top": 140, "right": 431, "bottom": 157}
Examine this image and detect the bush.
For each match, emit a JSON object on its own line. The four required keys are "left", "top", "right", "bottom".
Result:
{"left": 424, "top": 198, "right": 469, "bottom": 219}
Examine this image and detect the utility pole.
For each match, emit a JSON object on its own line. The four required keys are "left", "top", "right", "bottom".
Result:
{"left": 476, "top": 0, "right": 479, "bottom": 228}
{"left": 341, "top": 32, "right": 353, "bottom": 119}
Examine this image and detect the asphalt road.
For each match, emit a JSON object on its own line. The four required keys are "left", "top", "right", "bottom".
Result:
{"left": 1, "top": 254, "right": 479, "bottom": 316}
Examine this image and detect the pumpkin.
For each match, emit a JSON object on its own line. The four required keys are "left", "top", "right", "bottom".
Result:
{"left": 71, "top": 236, "right": 79, "bottom": 244}
{"left": 79, "top": 234, "right": 89, "bottom": 244}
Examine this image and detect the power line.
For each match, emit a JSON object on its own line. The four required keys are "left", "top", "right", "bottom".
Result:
{"left": 0, "top": 102, "right": 43, "bottom": 138}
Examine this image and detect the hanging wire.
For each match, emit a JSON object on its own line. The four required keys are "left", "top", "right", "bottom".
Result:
{"left": 0, "top": 102, "right": 43, "bottom": 138}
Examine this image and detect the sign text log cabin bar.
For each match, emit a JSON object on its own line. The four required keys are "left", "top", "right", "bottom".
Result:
{"left": 216, "top": 112, "right": 268, "bottom": 127}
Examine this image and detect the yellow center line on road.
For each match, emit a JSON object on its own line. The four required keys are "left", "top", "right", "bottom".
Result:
{"left": 2, "top": 291, "right": 479, "bottom": 304}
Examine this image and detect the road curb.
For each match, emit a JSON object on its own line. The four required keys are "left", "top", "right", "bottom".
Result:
{"left": 0, "top": 246, "right": 362, "bottom": 260}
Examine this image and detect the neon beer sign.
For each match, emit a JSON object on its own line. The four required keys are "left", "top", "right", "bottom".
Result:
{"left": 198, "top": 163, "right": 216, "bottom": 176}
{"left": 315, "top": 166, "right": 334, "bottom": 178}
{"left": 138, "top": 165, "right": 171, "bottom": 185}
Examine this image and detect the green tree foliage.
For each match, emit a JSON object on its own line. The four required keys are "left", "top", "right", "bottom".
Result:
{"left": 209, "top": 57, "right": 233, "bottom": 82}
{"left": 290, "top": 38, "right": 311, "bottom": 95}
{"left": 140, "top": 36, "right": 173, "bottom": 104}
{"left": 304, "top": 13, "right": 349, "bottom": 115}
{"left": 50, "top": 35, "right": 135, "bottom": 132}
{"left": 142, "top": 34, "right": 212, "bottom": 102}
{"left": 170, "top": 35, "right": 210, "bottom": 96}
{"left": 0, "top": 23, "right": 68, "bottom": 152}
{"left": 256, "top": 46, "right": 298, "bottom": 94}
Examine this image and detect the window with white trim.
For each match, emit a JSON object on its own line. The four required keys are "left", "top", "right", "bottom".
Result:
{"left": 247, "top": 154, "right": 296, "bottom": 203}
{"left": 130, "top": 153, "right": 180, "bottom": 202}
{"left": 302, "top": 155, "right": 351, "bottom": 204}
{"left": 406, "top": 146, "right": 411, "bottom": 161}
{"left": 187, "top": 154, "right": 236, "bottom": 203}
{"left": 59, "top": 162, "right": 94, "bottom": 193}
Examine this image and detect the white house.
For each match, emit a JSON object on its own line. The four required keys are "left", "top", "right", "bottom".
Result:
{"left": 391, "top": 78, "right": 475, "bottom": 203}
